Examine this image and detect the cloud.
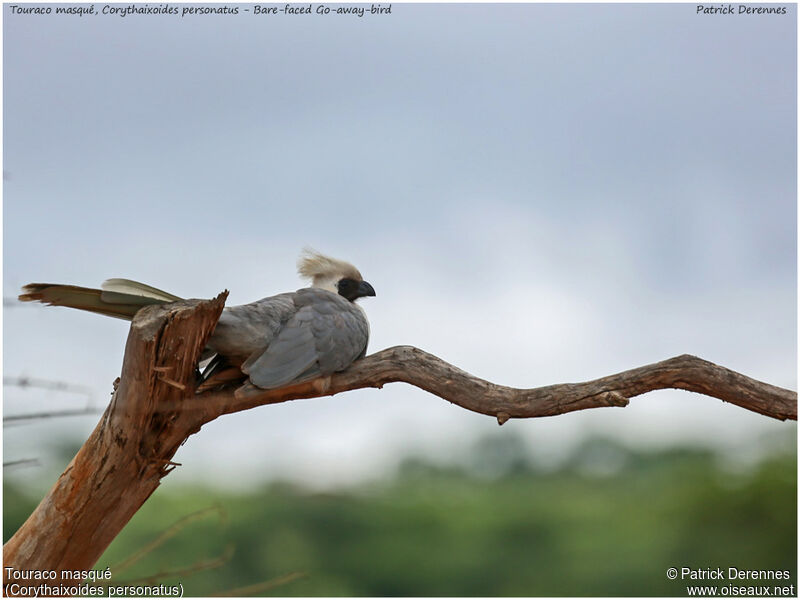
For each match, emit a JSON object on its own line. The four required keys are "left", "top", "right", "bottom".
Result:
{"left": 4, "top": 3, "right": 795, "bottom": 488}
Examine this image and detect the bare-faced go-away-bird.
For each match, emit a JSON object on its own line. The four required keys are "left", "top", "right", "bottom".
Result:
{"left": 18, "top": 249, "right": 376, "bottom": 390}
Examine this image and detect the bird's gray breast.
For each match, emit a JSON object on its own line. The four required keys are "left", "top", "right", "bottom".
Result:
{"left": 209, "top": 288, "right": 370, "bottom": 389}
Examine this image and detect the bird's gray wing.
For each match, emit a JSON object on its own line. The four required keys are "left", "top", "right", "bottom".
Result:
{"left": 242, "top": 288, "right": 369, "bottom": 390}
{"left": 207, "top": 292, "right": 297, "bottom": 363}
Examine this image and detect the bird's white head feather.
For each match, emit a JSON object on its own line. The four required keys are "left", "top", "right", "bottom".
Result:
{"left": 297, "top": 248, "right": 363, "bottom": 293}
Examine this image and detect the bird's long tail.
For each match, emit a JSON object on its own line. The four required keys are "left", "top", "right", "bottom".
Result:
{"left": 18, "top": 279, "right": 183, "bottom": 320}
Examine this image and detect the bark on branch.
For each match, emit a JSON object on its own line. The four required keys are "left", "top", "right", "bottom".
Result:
{"left": 3, "top": 296, "right": 796, "bottom": 592}
{"left": 223, "top": 346, "right": 796, "bottom": 422}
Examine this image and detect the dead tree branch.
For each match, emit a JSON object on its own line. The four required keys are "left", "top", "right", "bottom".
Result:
{"left": 3, "top": 296, "right": 796, "bottom": 592}
{"left": 222, "top": 346, "right": 796, "bottom": 422}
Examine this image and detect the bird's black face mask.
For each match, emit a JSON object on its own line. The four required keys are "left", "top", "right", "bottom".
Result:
{"left": 337, "top": 278, "right": 376, "bottom": 302}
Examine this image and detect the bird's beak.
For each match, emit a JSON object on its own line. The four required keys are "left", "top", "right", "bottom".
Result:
{"left": 357, "top": 280, "right": 376, "bottom": 298}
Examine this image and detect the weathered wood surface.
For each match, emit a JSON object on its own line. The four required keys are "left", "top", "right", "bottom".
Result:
{"left": 3, "top": 294, "right": 227, "bottom": 591}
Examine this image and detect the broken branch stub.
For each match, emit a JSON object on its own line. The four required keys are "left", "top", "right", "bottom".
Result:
{"left": 3, "top": 294, "right": 227, "bottom": 589}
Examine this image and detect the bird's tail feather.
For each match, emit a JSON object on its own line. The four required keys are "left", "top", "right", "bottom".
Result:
{"left": 18, "top": 281, "right": 181, "bottom": 320}
{"left": 101, "top": 278, "right": 182, "bottom": 302}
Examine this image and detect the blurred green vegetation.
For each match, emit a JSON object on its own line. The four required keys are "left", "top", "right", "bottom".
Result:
{"left": 4, "top": 432, "right": 796, "bottom": 596}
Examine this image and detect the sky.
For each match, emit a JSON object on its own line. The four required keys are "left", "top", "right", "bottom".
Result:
{"left": 3, "top": 2, "right": 797, "bottom": 491}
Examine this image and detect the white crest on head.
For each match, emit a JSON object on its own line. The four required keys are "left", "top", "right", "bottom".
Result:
{"left": 297, "top": 247, "right": 363, "bottom": 293}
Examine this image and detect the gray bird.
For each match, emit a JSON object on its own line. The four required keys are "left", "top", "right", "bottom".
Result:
{"left": 18, "top": 249, "right": 376, "bottom": 390}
